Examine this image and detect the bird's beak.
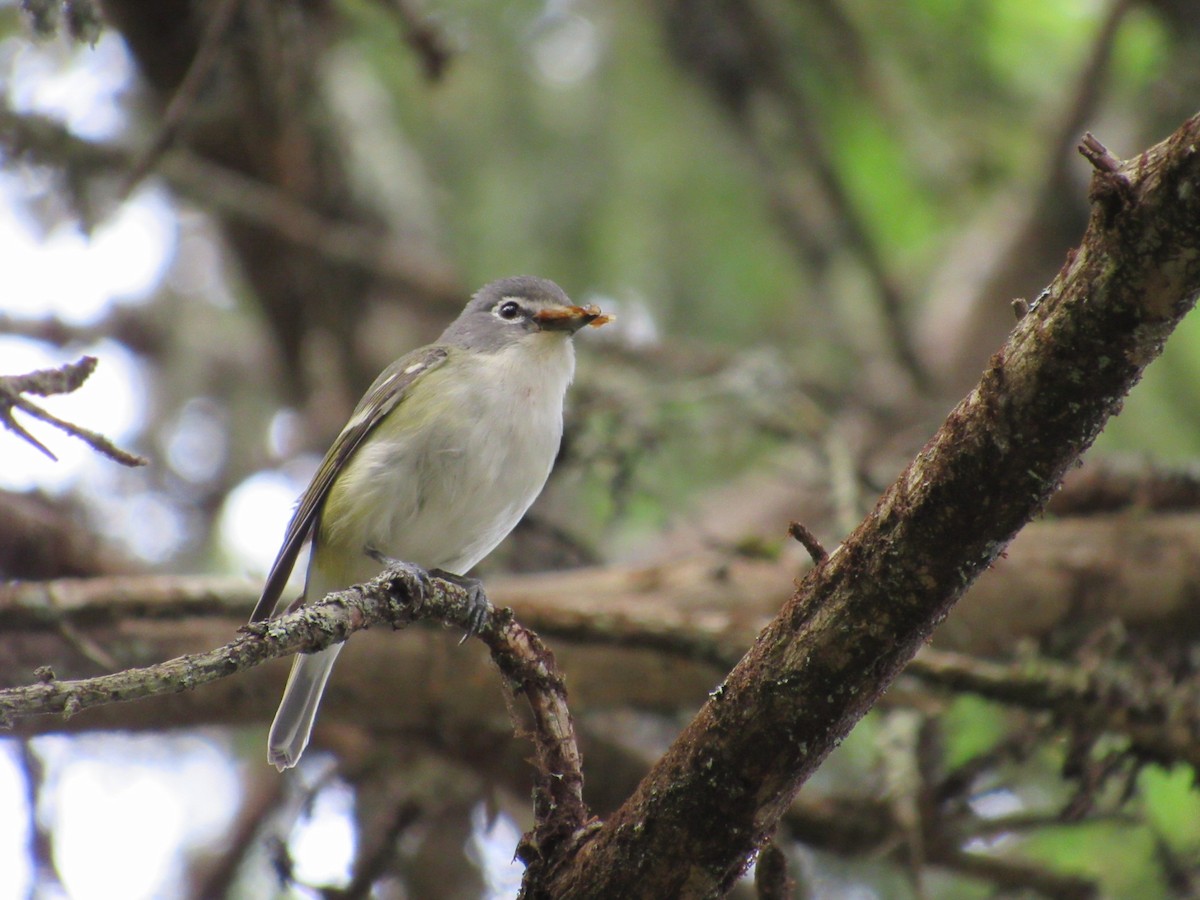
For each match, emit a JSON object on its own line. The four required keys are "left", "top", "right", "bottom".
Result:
{"left": 533, "top": 304, "right": 612, "bottom": 333}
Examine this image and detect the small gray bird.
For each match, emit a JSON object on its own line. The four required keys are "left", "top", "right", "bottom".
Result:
{"left": 250, "top": 276, "right": 609, "bottom": 770}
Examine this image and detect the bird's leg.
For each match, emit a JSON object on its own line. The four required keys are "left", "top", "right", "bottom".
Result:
{"left": 364, "top": 550, "right": 491, "bottom": 640}
{"left": 428, "top": 569, "right": 493, "bottom": 641}
{"left": 365, "top": 546, "right": 430, "bottom": 610}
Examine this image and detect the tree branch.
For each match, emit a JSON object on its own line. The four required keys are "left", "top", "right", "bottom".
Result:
{"left": 0, "top": 107, "right": 462, "bottom": 311}
{"left": 657, "top": 0, "right": 929, "bottom": 389}
{"left": 0, "top": 357, "right": 146, "bottom": 466}
{"left": 526, "top": 115, "right": 1200, "bottom": 897}
{"left": 906, "top": 649, "right": 1200, "bottom": 769}
{"left": 4, "top": 502, "right": 1200, "bottom": 717}
{"left": 0, "top": 564, "right": 586, "bottom": 851}
{"left": 920, "top": 0, "right": 1132, "bottom": 391}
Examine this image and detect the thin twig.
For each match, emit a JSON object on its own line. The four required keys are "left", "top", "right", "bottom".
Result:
{"left": 0, "top": 358, "right": 146, "bottom": 466}
{"left": 0, "top": 308, "right": 165, "bottom": 354}
{"left": 18, "top": 739, "right": 65, "bottom": 895}
{"left": 921, "top": 0, "right": 1133, "bottom": 387}
{"left": 959, "top": 809, "right": 1139, "bottom": 841}
{"left": 483, "top": 603, "right": 588, "bottom": 859}
{"left": 4, "top": 357, "right": 96, "bottom": 396}
{"left": 787, "top": 521, "right": 827, "bottom": 564}
{"left": 1079, "top": 132, "right": 1122, "bottom": 175}
{"left": 188, "top": 768, "right": 286, "bottom": 900}
{"left": 944, "top": 849, "right": 1097, "bottom": 900}
{"left": 906, "top": 648, "right": 1200, "bottom": 770}
{"left": 1050, "top": 0, "right": 1132, "bottom": 172}
{"left": 53, "top": 617, "right": 120, "bottom": 671}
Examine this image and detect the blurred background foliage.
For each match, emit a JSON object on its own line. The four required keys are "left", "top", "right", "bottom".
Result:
{"left": 2, "top": 0, "right": 1200, "bottom": 897}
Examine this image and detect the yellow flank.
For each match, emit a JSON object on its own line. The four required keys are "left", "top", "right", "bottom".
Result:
{"left": 315, "top": 357, "right": 458, "bottom": 581}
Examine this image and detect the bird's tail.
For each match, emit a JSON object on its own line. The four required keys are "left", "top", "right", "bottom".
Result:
{"left": 267, "top": 644, "right": 344, "bottom": 771}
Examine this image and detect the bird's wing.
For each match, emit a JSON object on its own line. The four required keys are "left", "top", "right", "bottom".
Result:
{"left": 249, "top": 345, "right": 451, "bottom": 622}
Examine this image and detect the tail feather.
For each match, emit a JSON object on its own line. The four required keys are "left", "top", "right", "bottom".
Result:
{"left": 267, "top": 645, "right": 343, "bottom": 771}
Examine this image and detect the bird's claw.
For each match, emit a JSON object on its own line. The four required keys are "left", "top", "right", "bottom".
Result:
{"left": 366, "top": 546, "right": 430, "bottom": 610}
{"left": 365, "top": 550, "right": 490, "bottom": 638}
{"left": 429, "top": 569, "right": 493, "bottom": 642}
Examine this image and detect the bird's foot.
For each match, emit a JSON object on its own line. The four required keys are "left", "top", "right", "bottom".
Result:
{"left": 365, "top": 546, "right": 430, "bottom": 611}
{"left": 429, "top": 569, "right": 493, "bottom": 642}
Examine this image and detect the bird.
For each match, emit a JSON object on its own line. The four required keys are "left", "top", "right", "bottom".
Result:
{"left": 249, "top": 276, "right": 609, "bottom": 770}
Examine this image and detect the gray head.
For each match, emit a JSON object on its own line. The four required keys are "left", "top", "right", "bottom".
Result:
{"left": 440, "top": 276, "right": 607, "bottom": 352}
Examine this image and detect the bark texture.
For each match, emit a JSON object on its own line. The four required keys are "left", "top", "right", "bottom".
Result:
{"left": 527, "top": 121, "right": 1200, "bottom": 897}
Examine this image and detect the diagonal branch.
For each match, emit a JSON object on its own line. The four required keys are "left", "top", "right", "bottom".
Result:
{"left": 527, "top": 114, "right": 1200, "bottom": 897}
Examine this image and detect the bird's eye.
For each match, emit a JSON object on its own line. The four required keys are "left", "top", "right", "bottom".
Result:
{"left": 497, "top": 300, "right": 522, "bottom": 320}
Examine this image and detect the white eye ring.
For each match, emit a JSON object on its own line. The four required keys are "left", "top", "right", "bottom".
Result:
{"left": 496, "top": 300, "right": 523, "bottom": 321}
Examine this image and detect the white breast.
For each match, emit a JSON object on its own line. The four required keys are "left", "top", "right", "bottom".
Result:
{"left": 322, "top": 333, "right": 575, "bottom": 580}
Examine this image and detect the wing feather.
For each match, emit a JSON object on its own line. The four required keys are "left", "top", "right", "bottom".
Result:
{"left": 248, "top": 346, "right": 450, "bottom": 622}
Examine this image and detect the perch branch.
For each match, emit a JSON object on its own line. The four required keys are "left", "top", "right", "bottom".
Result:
{"left": 0, "top": 564, "right": 585, "bottom": 849}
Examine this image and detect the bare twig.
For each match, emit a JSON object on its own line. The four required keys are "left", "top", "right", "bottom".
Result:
{"left": 519, "top": 567, "right": 1200, "bottom": 774}
{"left": 944, "top": 849, "right": 1097, "bottom": 900}
{"left": 484, "top": 601, "right": 589, "bottom": 860}
{"left": 787, "top": 521, "right": 828, "bottom": 564}
{"left": 0, "top": 307, "right": 166, "bottom": 355}
{"left": 0, "top": 357, "right": 146, "bottom": 466}
{"left": 1048, "top": 460, "right": 1200, "bottom": 514}
{"left": 1051, "top": 0, "right": 1132, "bottom": 172}
{"left": 906, "top": 649, "right": 1200, "bottom": 769}
{"left": 959, "top": 809, "right": 1139, "bottom": 841}
{"left": 922, "top": 0, "right": 1133, "bottom": 388}
{"left": 18, "top": 739, "right": 65, "bottom": 895}
{"left": 1079, "top": 133, "right": 1123, "bottom": 175}
{"left": 52, "top": 616, "right": 120, "bottom": 671}
{"left": 188, "top": 768, "right": 286, "bottom": 900}
{"left": 658, "top": 1, "right": 929, "bottom": 390}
